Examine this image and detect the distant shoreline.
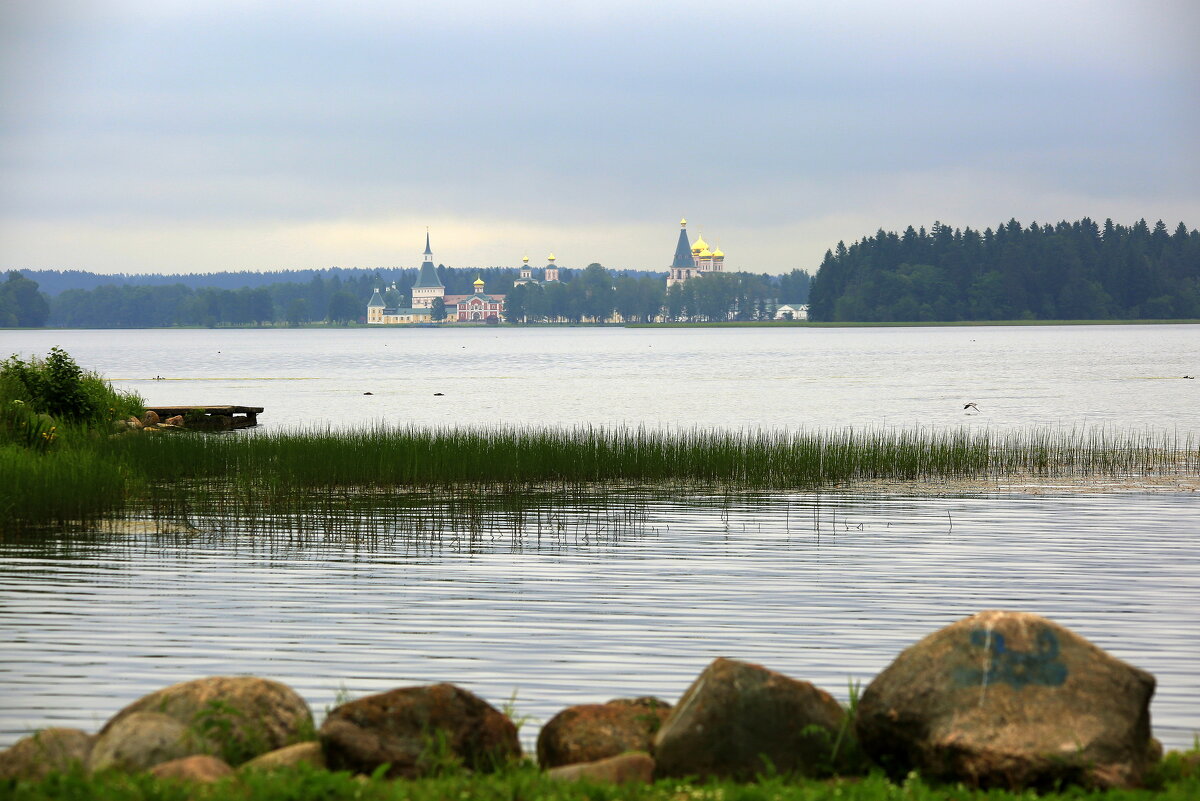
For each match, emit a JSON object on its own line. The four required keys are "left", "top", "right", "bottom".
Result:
{"left": 5, "top": 318, "right": 1200, "bottom": 332}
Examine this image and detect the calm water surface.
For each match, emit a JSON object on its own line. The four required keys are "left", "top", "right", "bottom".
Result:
{"left": 1, "top": 326, "right": 1198, "bottom": 750}
{"left": 4, "top": 325, "right": 1199, "bottom": 432}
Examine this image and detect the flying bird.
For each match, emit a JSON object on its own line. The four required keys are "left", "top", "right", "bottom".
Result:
{"left": 964, "top": 402, "right": 980, "bottom": 412}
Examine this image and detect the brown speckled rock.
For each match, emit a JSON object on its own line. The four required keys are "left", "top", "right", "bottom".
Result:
{"left": 546, "top": 752, "right": 655, "bottom": 784}
{"left": 856, "top": 610, "right": 1156, "bottom": 790}
{"left": 654, "top": 658, "right": 846, "bottom": 780}
{"left": 147, "top": 754, "right": 233, "bottom": 783}
{"left": 537, "top": 697, "right": 671, "bottom": 768}
{"left": 0, "top": 728, "right": 94, "bottom": 780}
{"left": 100, "top": 676, "right": 312, "bottom": 766}
{"left": 240, "top": 741, "right": 326, "bottom": 772}
{"left": 320, "top": 683, "right": 520, "bottom": 778}
{"left": 89, "top": 712, "right": 209, "bottom": 773}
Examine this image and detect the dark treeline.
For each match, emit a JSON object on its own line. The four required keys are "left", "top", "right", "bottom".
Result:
{"left": 10, "top": 264, "right": 812, "bottom": 327}
{"left": 506, "top": 266, "right": 809, "bottom": 322}
{"left": 42, "top": 266, "right": 565, "bottom": 327}
{"left": 809, "top": 218, "right": 1200, "bottom": 322}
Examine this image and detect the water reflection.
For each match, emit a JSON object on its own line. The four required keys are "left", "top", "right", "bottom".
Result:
{"left": 1, "top": 489, "right": 1197, "bottom": 752}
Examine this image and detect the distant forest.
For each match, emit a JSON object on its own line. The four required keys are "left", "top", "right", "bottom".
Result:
{"left": 808, "top": 218, "right": 1200, "bottom": 322}
{"left": 7, "top": 265, "right": 813, "bottom": 327}
{"left": 4, "top": 216, "right": 1197, "bottom": 327}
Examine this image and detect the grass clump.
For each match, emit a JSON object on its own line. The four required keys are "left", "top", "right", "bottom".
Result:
{"left": 0, "top": 348, "right": 144, "bottom": 532}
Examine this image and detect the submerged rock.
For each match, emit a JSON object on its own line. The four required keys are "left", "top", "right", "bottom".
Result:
{"left": 855, "top": 609, "right": 1157, "bottom": 789}
{"left": 319, "top": 683, "right": 520, "bottom": 778}
{"left": 654, "top": 658, "right": 847, "bottom": 780}
{"left": 99, "top": 676, "right": 313, "bottom": 766}
{"left": 0, "top": 728, "right": 94, "bottom": 780}
{"left": 538, "top": 697, "right": 671, "bottom": 768}
{"left": 546, "top": 752, "right": 656, "bottom": 784}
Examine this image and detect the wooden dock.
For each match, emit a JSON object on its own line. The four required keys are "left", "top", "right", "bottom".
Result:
{"left": 145, "top": 405, "right": 263, "bottom": 429}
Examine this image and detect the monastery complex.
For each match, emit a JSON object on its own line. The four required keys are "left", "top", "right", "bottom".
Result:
{"left": 366, "top": 232, "right": 524, "bottom": 324}
{"left": 365, "top": 220, "right": 736, "bottom": 324}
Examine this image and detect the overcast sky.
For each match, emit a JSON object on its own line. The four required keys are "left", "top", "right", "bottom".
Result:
{"left": 2, "top": 0, "right": 1198, "bottom": 275}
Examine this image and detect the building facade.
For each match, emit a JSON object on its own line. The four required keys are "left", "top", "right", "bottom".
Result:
{"left": 514, "top": 253, "right": 562, "bottom": 286}
{"left": 366, "top": 232, "right": 507, "bottom": 324}
{"left": 666, "top": 219, "right": 726, "bottom": 288}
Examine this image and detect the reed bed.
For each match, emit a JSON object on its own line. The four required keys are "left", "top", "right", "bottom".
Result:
{"left": 5, "top": 424, "right": 1198, "bottom": 534}
{"left": 0, "top": 443, "right": 131, "bottom": 526}
{"left": 108, "top": 424, "right": 1199, "bottom": 491}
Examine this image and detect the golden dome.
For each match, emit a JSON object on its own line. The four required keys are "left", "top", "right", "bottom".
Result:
{"left": 699, "top": 248, "right": 713, "bottom": 258}
{"left": 522, "top": 255, "right": 529, "bottom": 264}
{"left": 712, "top": 247, "right": 724, "bottom": 258}
{"left": 692, "top": 234, "right": 709, "bottom": 252}
{"left": 548, "top": 252, "right": 556, "bottom": 262}
{"left": 680, "top": 217, "right": 687, "bottom": 227}
{"left": 473, "top": 277, "right": 485, "bottom": 286}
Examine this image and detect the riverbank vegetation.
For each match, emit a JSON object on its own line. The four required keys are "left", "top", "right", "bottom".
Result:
{"left": 6, "top": 752, "right": 1200, "bottom": 801}
{"left": 809, "top": 218, "right": 1200, "bottom": 323}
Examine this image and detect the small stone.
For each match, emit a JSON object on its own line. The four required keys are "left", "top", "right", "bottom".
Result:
{"left": 240, "top": 741, "right": 326, "bottom": 772}
{"left": 147, "top": 754, "right": 233, "bottom": 782}
{"left": 320, "top": 683, "right": 520, "bottom": 778}
{"left": 546, "top": 752, "right": 655, "bottom": 784}
{"left": 0, "top": 728, "right": 94, "bottom": 780}
{"left": 164, "top": 415, "right": 185, "bottom": 426}
{"left": 537, "top": 697, "right": 671, "bottom": 768}
{"left": 654, "top": 658, "right": 846, "bottom": 781}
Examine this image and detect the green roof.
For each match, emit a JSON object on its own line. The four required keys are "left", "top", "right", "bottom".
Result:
{"left": 413, "top": 262, "right": 443, "bottom": 288}
{"left": 367, "top": 289, "right": 385, "bottom": 307}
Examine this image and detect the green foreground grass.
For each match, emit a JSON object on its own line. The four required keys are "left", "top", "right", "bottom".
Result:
{"left": 6, "top": 758, "right": 1200, "bottom": 801}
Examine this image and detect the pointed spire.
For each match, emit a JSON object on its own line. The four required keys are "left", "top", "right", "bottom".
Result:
{"left": 424, "top": 228, "right": 432, "bottom": 257}
{"left": 671, "top": 219, "right": 693, "bottom": 269}
{"left": 681, "top": 218, "right": 687, "bottom": 227}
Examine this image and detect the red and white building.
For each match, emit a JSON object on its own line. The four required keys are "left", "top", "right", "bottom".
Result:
{"left": 445, "top": 278, "right": 505, "bottom": 322}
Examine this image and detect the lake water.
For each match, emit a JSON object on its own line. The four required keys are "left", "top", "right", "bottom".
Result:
{"left": 4, "top": 324, "right": 1199, "bottom": 433}
{"left": 1, "top": 325, "right": 1198, "bottom": 752}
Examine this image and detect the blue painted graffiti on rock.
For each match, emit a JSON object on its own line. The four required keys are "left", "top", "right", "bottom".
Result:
{"left": 954, "top": 627, "right": 1068, "bottom": 689}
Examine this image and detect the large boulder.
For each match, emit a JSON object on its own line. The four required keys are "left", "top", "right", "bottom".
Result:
{"left": 546, "top": 752, "right": 656, "bottom": 784}
{"left": 147, "top": 754, "right": 233, "bottom": 783}
{"left": 319, "top": 683, "right": 520, "bottom": 778}
{"left": 537, "top": 697, "right": 671, "bottom": 768}
{"left": 88, "top": 712, "right": 209, "bottom": 773}
{"left": 653, "top": 658, "right": 847, "bottom": 780}
{"left": 855, "top": 610, "right": 1156, "bottom": 789}
{"left": 0, "top": 728, "right": 94, "bottom": 780}
{"left": 99, "top": 676, "right": 312, "bottom": 766}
